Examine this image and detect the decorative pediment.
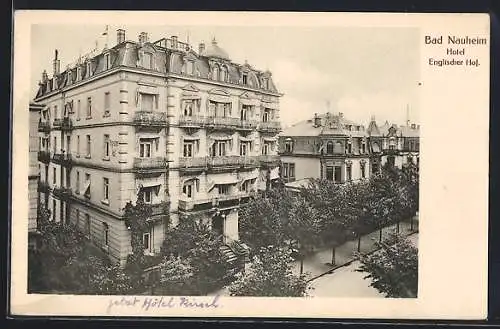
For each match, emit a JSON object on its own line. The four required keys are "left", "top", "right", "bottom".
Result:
{"left": 240, "top": 91, "right": 256, "bottom": 100}
{"left": 181, "top": 83, "right": 200, "bottom": 92}
{"left": 208, "top": 88, "right": 230, "bottom": 96}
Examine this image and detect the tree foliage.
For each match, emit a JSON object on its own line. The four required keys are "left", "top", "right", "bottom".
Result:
{"left": 228, "top": 246, "right": 310, "bottom": 297}
{"left": 160, "top": 219, "right": 232, "bottom": 295}
{"left": 356, "top": 234, "right": 418, "bottom": 298}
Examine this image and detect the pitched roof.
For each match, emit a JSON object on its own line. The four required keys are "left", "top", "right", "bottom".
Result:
{"left": 282, "top": 112, "right": 368, "bottom": 137}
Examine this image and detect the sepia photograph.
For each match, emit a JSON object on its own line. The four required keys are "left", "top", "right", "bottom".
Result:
{"left": 12, "top": 11, "right": 489, "bottom": 319}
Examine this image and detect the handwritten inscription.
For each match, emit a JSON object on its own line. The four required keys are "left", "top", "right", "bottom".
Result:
{"left": 107, "top": 295, "right": 221, "bottom": 313}
{"left": 424, "top": 35, "right": 487, "bottom": 68}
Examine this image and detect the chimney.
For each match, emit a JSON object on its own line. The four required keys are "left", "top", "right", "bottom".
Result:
{"left": 138, "top": 32, "right": 148, "bottom": 45}
{"left": 313, "top": 113, "right": 321, "bottom": 127}
{"left": 171, "top": 35, "right": 178, "bottom": 48}
{"left": 199, "top": 42, "right": 205, "bottom": 54}
{"left": 53, "top": 49, "right": 60, "bottom": 75}
{"left": 338, "top": 112, "right": 344, "bottom": 118}
{"left": 117, "top": 29, "right": 126, "bottom": 44}
{"left": 411, "top": 123, "right": 416, "bottom": 129}
{"left": 41, "top": 70, "right": 48, "bottom": 83}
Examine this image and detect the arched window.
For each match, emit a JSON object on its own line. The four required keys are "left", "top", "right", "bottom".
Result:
{"left": 334, "top": 141, "right": 343, "bottom": 154}
{"left": 213, "top": 65, "right": 219, "bottom": 81}
{"left": 220, "top": 66, "right": 227, "bottom": 82}
{"left": 326, "top": 141, "right": 334, "bottom": 154}
{"left": 285, "top": 138, "right": 294, "bottom": 153}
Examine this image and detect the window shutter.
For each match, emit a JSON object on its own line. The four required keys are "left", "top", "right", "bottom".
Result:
{"left": 195, "top": 179, "right": 200, "bottom": 192}
{"left": 135, "top": 90, "right": 140, "bottom": 107}
{"left": 195, "top": 140, "right": 200, "bottom": 154}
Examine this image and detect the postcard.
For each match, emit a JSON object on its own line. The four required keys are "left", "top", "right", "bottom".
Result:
{"left": 11, "top": 11, "right": 489, "bottom": 319}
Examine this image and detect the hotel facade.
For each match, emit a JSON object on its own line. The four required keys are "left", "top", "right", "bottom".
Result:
{"left": 33, "top": 29, "right": 282, "bottom": 266}
{"left": 278, "top": 112, "right": 419, "bottom": 187}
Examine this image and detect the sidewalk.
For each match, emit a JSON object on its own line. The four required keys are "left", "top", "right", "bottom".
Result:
{"left": 291, "top": 217, "right": 419, "bottom": 280}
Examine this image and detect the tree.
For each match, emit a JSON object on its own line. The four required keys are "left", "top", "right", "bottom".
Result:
{"left": 356, "top": 234, "right": 418, "bottom": 298}
{"left": 123, "top": 188, "right": 153, "bottom": 267}
{"left": 156, "top": 255, "right": 195, "bottom": 295}
{"left": 228, "top": 246, "right": 310, "bottom": 297}
{"left": 161, "top": 219, "right": 232, "bottom": 295}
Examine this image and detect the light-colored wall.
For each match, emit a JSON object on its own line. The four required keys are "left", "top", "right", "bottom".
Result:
{"left": 280, "top": 156, "right": 321, "bottom": 181}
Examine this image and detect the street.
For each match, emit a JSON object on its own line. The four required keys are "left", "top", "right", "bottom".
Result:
{"left": 307, "top": 233, "right": 419, "bottom": 298}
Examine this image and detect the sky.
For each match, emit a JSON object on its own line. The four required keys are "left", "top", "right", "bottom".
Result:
{"left": 31, "top": 24, "right": 421, "bottom": 127}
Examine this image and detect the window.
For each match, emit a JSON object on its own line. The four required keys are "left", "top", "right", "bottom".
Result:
{"left": 326, "top": 141, "right": 334, "bottom": 155}
{"left": 84, "top": 173, "right": 91, "bottom": 198}
{"left": 103, "top": 178, "right": 109, "bottom": 202}
{"left": 139, "top": 140, "right": 152, "bottom": 158}
{"left": 66, "top": 136, "right": 71, "bottom": 154}
{"left": 65, "top": 168, "right": 71, "bottom": 188}
{"left": 241, "top": 105, "right": 251, "bottom": 120}
{"left": 86, "top": 135, "right": 91, "bottom": 158}
{"left": 53, "top": 167, "right": 57, "bottom": 185}
{"left": 334, "top": 166, "right": 342, "bottom": 183}
{"left": 52, "top": 199, "right": 57, "bottom": 221}
{"left": 104, "top": 54, "right": 110, "bottom": 70}
{"left": 213, "top": 66, "right": 219, "bottom": 80}
{"left": 240, "top": 142, "right": 249, "bottom": 156}
{"left": 346, "top": 142, "right": 352, "bottom": 154}
{"left": 103, "top": 134, "right": 110, "bottom": 158}
{"left": 77, "top": 66, "right": 81, "bottom": 81}
{"left": 361, "top": 142, "right": 366, "bottom": 154}
{"left": 285, "top": 140, "right": 294, "bottom": 153}
{"left": 326, "top": 166, "right": 334, "bottom": 181}
{"left": 262, "top": 109, "right": 271, "bottom": 122}
{"left": 183, "top": 142, "right": 193, "bottom": 157}
{"left": 76, "top": 136, "right": 80, "bottom": 156}
{"left": 103, "top": 223, "right": 109, "bottom": 246}
{"left": 86, "top": 97, "right": 92, "bottom": 118}
{"left": 85, "top": 214, "right": 90, "bottom": 236}
{"left": 143, "top": 53, "right": 153, "bottom": 69}
{"left": 183, "top": 181, "right": 194, "bottom": 198}
{"left": 54, "top": 105, "right": 58, "bottom": 119}
{"left": 242, "top": 73, "right": 248, "bottom": 85}
{"left": 77, "top": 100, "right": 81, "bottom": 120}
{"left": 141, "top": 93, "right": 157, "bottom": 111}
{"left": 76, "top": 171, "right": 80, "bottom": 193}
{"left": 104, "top": 92, "right": 110, "bottom": 115}
{"left": 183, "top": 100, "right": 194, "bottom": 116}
{"left": 387, "top": 156, "right": 395, "bottom": 167}
{"left": 282, "top": 163, "right": 295, "bottom": 181}
{"left": 86, "top": 61, "right": 92, "bottom": 77}
{"left": 143, "top": 232, "right": 151, "bottom": 251}
{"left": 360, "top": 163, "right": 366, "bottom": 178}
{"left": 75, "top": 209, "right": 80, "bottom": 227}
{"left": 347, "top": 165, "right": 352, "bottom": 181}
{"left": 187, "top": 61, "right": 194, "bottom": 75}
{"left": 218, "top": 185, "right": 230, "bottom": 195}
{"left": 220, "top": 67, "right": 227, "bottom": 82}
{"left": 241, "top": 180, "right": 251, "bottom": 192}
{"left": 262, "top": 142, "right": 270, "bottom": 155}
{"left": 142, "top": 187, "right": 155, "bottom": 204}
{"left": 210, "top": 141, "right": 227, "bottom": 157}
{"left": 53, "top": 136, "right": 57, "bottom": 153}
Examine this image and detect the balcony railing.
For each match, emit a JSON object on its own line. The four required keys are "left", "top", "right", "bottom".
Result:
{"left": 133, "top": 111, "right": 168, "bottom": 127}
{"left": 133, "top": 157, "right": 167, "bottom": 171}
{"left": 52, "top": 118, "right": 63, "bottom": 129}
{"left": 239, "top": 120, "right": 259, "bottom": 130}
{"left": 179, "top": 156, "right": 260, "bottom": 171}
{"left": 259, "top": 121, "right": 282, "bottom": 133}
{"left": 38, "top": 120, "right": 51, "bottom": 133}
{"left": 38, "top": 150, "right": 51, "bottom": 163}
{"left": 52, "top": 152, "right": 73, "bottom": 167}
{"left": 178, "top": 191, "right": 256, "bottom": 212}
{"left": 53, "top": 186, "right": 73, "bottom": 199}
{"left": 150, "top": 201, "right": 170, "bottom": 217}
{"left": 206, "top": 116, "right": 241, "bottom": 130}
{"left": 259, "top": 154, "right": 281, "bottom": 166}
{"left": 37, "top": 180, "right": 51, "bottom": 193}
{"left": 178, "top": 115, "right": 206, "bottom": 127}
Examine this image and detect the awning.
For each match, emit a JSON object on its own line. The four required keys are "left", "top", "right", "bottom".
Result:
{"left": 81, "top": 180, "right": 91, "bottom": 195}
{"left": 182, "top": 135, "right": 200, "bottom": 141}
{"left": 210, "top": 134, "right": 233, "bottom": 141}
{"left": 138, "top": 181, "right": 161, "bottom": 189}
{"left": 181, "top": 92, "right": 201, "bottom": 100}
{"left": 262, "top": 137, "right": 277, "bottom": 142}
{"left": 261, "top": 101, "right": 279, "bottom": 110}
{"left": 214, "top": 176, "right": 240, "bottom": 185}
{"left": 240, "top": 98, "right": 259, "bottom": 106}
{"left": 270, "top": 168, "right": 280, "bottom": 180}
{"left": 239, "top": 136, "right": 254, "bottom": 142}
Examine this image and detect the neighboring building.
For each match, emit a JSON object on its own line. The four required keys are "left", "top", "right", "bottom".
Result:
{"left": 33, "top": 29, "right": 282, "bottom": 267}
{"left": 278, "top": 112, "right": 371, "bottom": 184}
{"left": 29, "top": 103, "right": 44, "bottom": 250}
{"left": 367, "top": 117, "right": 420, "bottom": 172}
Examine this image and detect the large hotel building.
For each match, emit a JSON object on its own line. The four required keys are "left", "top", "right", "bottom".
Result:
{"left": 33, "top": 29, "right": 282, "bottom": 266}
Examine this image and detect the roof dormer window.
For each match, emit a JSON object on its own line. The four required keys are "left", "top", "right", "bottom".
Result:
{"left": 76, "top": 66, "right": 81, "bottom": 81}
{"left": 104, "top": 53, "right": 111, "bottom": 70}
{"left": 212, "top": 65, "right": 219, "bottom": 81}
{"left": 86, "top": 61, "right": 92, "bottom": 77}
{"left": 220, "top": 66, "right": 227, "bottom": 82}
{"left": 242, "top": 73, "right": 248, "bottom": 85}
{"left": 142, "top": 52, "right": 153, "bottom": 70}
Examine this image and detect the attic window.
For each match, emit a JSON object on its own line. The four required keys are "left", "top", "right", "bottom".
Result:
{"left": 76, "top": 66, "right": 81, "bottom": 81}
{"left": 142, "top": 52, "right": 153, "bottom": 69}
{"left": 242, "top": 73, "right": 248, "bottom": 85}
{"left": 220, "top": 66, "right": 227, "bottom": 82}
{"left": 212, "top": 66, "right": 219, "bottom": 81}
{"left": 186, "top": 61, "right": 194, "bottom": 75}
{"left": 104, "top": 53, "right": 111, "bottom": 70}
{"left": 263, "top": 78, "right": 269, "bottom": 89}
{"left": 86, "top": 61, "right": 92, "bottom": 77}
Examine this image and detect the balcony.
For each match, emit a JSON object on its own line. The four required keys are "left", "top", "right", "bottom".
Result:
{"left": 38, "top": 150, "right": 51, "bottom": 164}
{"left": 133, "top": 111, "right": 168, "bottom": 128}
{"left": 52, "top": 117, "right": 73, "bottom": 130}
{"left": 239, "top": 120, "right": 259, "bottom": 131}
{"left": 52, "top": 152, "right": 73, "bottom": 167}
{"left": 179, "top": 156, "right": 260, "bottom": 173}
{"left": 37, "top": 180, "right": 51, "bottom": 193}
{"left": 178, "top": 115, "right": 206, "bottom": 128}
{"left": 259, "top": 154, "right": 281, "bottom": 167}
{"left": 178, "top": 197, "right": 212, "bottom": 211}
{"left": 53, "top": 186, "right": 73, "bottom": 200}
{"left": 259, "top": 121, "right": 282, "bottom": 133}
{"left": 133, "top": 157, "right": 167, "bottom": 173}
{"left": 150, "top": 201, "right": 170, "bottom": 217}
{"left": 38, "top": 120, "right": 51, "bottom": 133}
{"left": 205, "top": 117, "right": 241, "bottom": 130}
